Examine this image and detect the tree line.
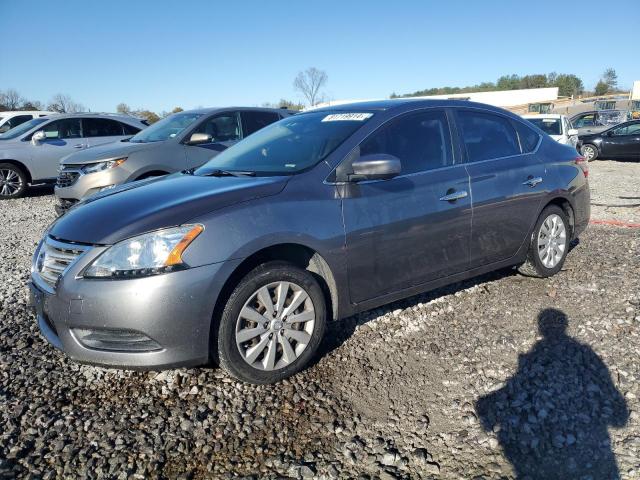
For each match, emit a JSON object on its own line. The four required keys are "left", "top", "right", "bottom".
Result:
{"left": 392, "top": 68, "right": 621, "bottom": 99}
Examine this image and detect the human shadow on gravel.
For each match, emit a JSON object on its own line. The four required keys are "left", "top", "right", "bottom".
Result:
{"left": 475, "top": 308, "right": 629, "bottom": 480}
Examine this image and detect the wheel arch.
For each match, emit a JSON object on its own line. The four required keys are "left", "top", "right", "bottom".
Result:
{"left": 211, "top": 243, "right": 339, "bottom": 335}
{"left": 542, "top": 196, "right": 575, "bottom": 238}
{"left": 0, "top": 159, "right": 32, "bottom": 183}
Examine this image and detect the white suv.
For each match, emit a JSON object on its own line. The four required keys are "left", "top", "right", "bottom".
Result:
{"left": 0, "top": 111, "right": 52, "bottom": 134}
{"left": 0, "top": 113, "right": 147, "bottom": 199}
{"left": 522, "top": 114, "right": 579, "bottom": 150}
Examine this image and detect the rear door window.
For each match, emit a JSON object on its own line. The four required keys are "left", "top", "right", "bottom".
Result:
{"left": 241, "top": 111, "right": 281, "bottom": 137}
{"left": 8, "top": 115, "right": 33, "bottom": 128}
{"left": 82, "top": 118, "right": 125, "bottom": 137}
{"left": 359, "top": 109, "right": 453, "bottom": 175}
{"left": 457, "top": 110, "right": 520, "bottom": 162}
{"left": 121, "top": 122, "right": 141, "bottom": 135}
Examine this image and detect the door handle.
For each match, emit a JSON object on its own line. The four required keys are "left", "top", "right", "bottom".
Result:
{"left": 523, "top": 176, "right": 543, "bottom": 187}
{"left": 439, "top": 190, "right": 468, "bottom": 202}
{"left": 73, "top": 144, "right": 84, "bottom": 149}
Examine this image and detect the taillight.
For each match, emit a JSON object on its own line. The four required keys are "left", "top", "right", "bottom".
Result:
{"left": 574, "top": 155, "right": 588, "bottom": 178}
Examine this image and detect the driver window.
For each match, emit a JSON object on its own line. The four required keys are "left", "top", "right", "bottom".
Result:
{"left": 194, "top": 113, "right": 240, "bottom": 142}
{"left": 359, "top": 109, "right": 453, "bottom": 175}
{"left": 574, "top": 114, "right": 595, "bottom": 128}
{"left": 42, "top": 119, "right": 82, "bottom": 139}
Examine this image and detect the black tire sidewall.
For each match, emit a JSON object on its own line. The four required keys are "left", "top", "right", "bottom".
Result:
{"left": 0, "top": 163, "right": 27, "bottom": 199}
{"left": 529, "top": 206, "right": 570, "bottom": 277}
{"left": 217, "top": 262, "right": 327, "bottom": 384}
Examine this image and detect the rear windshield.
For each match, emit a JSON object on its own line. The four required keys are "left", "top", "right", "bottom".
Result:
{"left": 526, "top": 118, "right": 562, "bottom": 136}
{"left": 0, "top": 117, "right": 48, "bottom": 140}
{"left": 196, "top": 111, "right": 373, "bottom": 175}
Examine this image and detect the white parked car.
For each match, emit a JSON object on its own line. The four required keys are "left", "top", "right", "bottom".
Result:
{"left": 522, "top": 114, "right": 579, "bottom": 150}
{"left": 0, "top": 111, "right": 52, "bottom": 134}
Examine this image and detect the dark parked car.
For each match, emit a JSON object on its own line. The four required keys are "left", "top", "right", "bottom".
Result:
{"left": 570, "top": 109, "right": 629, "bottom": 135}
{"left": 579, "top": 120, "right": 640, "bottom": 161}
{"left": 28, "top": 100, "right": 590, "bottom": 384}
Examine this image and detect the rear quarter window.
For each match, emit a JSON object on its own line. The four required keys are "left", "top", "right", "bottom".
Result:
{"left": 513, "top": 121, "right": 541, "bottom": 153}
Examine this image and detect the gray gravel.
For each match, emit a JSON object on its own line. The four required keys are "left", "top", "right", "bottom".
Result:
{"left": 1, "top": 164, "right": 639, "bottom": 479}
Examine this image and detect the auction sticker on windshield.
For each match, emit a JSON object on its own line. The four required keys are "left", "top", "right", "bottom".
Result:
{"left": 322, "top": 113, "right": 373, "bottom": 122}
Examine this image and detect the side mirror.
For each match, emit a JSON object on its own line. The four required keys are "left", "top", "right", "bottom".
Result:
{"left": 32, "top": 130, "right": 46, "bottom": 144}
{"left": 0, "top": 124, "right": 10, "bottom": 134}
{"left": 567, "top": 129, "right": 579, "bottom": 137}
{"left": 349, "top": 154, "right": 401, "bottom": 182}
{"left": 187, "top": 133, "right": 213, "bottom": 145}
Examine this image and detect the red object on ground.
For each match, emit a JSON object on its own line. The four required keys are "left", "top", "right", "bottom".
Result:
{"left": 590, "top": 219, "right": 640, "bottom": 228}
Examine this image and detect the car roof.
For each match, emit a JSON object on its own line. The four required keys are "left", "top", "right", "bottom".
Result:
{"left": 305, "top": 98, "right": 508, "bottom": 114}
{"left": 0, "top": 110, "right": 52, "bottom": 116}
{"left": 38, "top": 112, "right": 147, "bottom": 124}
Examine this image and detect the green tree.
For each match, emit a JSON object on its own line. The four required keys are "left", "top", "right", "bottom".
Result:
{"left": 553, "top": 74, "right": 584, "bottom": 97}
{"left": 496, "top": 74, "right": 521, "bottom": 90}
{"left": 602, "top": 68, "right": 618, "bottom": 91}
{"left": 171, "top": 107, "right": 184, "bottom": 114}
{"left": 519, "top": 74, "right": 548, "bottom": 89}
{"left": 594, "top": 80, "right": 609, "bottom": 96}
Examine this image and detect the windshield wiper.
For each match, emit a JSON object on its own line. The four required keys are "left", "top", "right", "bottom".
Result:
{"left": 200, "top": 169, "right": 256, "bottom": 177}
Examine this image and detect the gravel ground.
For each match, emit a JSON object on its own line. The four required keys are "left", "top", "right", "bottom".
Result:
{"left": 1, "top": 161, "right": 639, "bottom": 479}
{"left": 589, "top": 160, "right": 640, "bottom": 224}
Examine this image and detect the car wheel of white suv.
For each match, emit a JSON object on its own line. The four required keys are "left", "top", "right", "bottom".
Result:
{"left": 0, "top": 163, "right": 27, "bottom": 199}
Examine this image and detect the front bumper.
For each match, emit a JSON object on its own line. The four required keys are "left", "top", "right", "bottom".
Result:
{"left": 55, "top": 166, "right": 130, "bottom": 205}
{"left": 28, "top": 257, "right": 241, "bottom": 369}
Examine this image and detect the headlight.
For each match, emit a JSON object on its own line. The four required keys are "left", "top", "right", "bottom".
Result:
{"left": 83, "top": 224, "right": 204, "bottom": 278}
{"left": 82, "top": 157, "right": 127, "bottom": 174}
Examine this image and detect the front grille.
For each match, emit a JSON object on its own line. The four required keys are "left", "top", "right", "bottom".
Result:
{"left": 56, "top": 170, "right": 81, "bottom": 188}
{"left": 36, "top": 237, "right": 89, "bottom": 288}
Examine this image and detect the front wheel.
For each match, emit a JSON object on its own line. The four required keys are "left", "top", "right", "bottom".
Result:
{"left": 581, "top": 143, "right": 598, "bottom": 161}
{"left": 216, "top": 261, "right": 327, "bottom": 384}
{"left": 0, "top": 163, "right": 27, "bottom": 199}
{"left": 518, "top": 205, "right": 570, "bottom": 278}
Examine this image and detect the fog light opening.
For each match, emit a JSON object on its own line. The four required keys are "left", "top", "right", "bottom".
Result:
{"left": 73, "top": 328, "right": 162, "bottom": 352}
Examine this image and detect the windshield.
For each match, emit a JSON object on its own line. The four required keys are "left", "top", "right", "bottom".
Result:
{"left": 195, "top": 111, "right": 373, "bottom": 175}
{"left": 129, "top": 112, "right": 203, "bottom": 143}
{"left": 527, "top": 118, "right": 562, "bottom": 136}
{"left": 0, "top": 117, "right": 48, "bottom": 140}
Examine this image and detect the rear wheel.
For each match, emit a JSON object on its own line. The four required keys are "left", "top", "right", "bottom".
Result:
{"left": 216, "top": 261, "right": 326, "bottom": 384}
{"left": 0, "top": 163, "right": 27, "bottom": 199}
{"left": 518, "top": 205, "right": 570, "bottom": 278}
{"left": 581, "top": 143, "right": 598, "bottom": 161}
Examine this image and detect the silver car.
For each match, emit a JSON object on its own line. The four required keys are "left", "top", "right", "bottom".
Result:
{"left": 0, "top": 113, "right": 147, "bottom": 199}
{"left": 54, "top": 107, "right": 293, "bottom": 214}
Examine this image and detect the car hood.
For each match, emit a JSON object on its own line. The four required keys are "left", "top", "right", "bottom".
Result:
{"left": 60, "top": 140, "right": 165, "bottom": 165}
{"left": 49, "top": 173, "right": 289, "bottom": 244}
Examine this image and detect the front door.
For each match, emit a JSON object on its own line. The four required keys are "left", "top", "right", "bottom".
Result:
{"left": 455, "top": 109, "right": 548, "bottom": 268}
{"left": 184, "top": 112, "right": 241, "bottom": 168}
{"left": 341, "top": 109, "right": 472, "bottom": 303}
{"left": 601, "top": 122, "right": 640, "bottom": 158}
{"left": 30, "top": 118, "right": 86, "bottom": 180}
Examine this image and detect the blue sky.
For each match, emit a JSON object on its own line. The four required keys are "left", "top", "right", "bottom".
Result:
{"left": 1, "top": 0, "right": 637, "bottom": 112}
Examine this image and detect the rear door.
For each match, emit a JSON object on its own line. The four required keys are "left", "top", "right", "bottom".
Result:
{"left": 455, "top": 109, "right": 547, "bottom": 268}
{"left": 29, "top": 118, "right": 86, "bottom": 180}
{"left": 83, "top": 118, "right": 129, "bottom": 147}
{"left": 183, "top": 112, "right": 241, "bottom": 168}
{"left": 341, "top": 108, "right": 472, "bottom": 303}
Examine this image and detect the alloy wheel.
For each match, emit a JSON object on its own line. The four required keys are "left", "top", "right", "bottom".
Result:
{"left": 235, "top": 281, "right": 316, "bottom": 371}
{"left": 581, "top": 145, "right": 596, "bottom": 161}
{"left": 537, "top": 214, "right": 567, "bottom": 268}
{"left": 0, "top": 168, "right": 23, "bottom": 197}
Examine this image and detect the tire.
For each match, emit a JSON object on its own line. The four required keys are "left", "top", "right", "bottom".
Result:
{"left": 581, "top": 143, "right": 598, "bottom": 161}
{"left": 0, "top": 163, "right": 28, "bottom": 199}
{"left": 518, "top": 205, "right": 570, "bottom": 278}
{"left": 216, "top": 261, "right": 327, "bottom": 384}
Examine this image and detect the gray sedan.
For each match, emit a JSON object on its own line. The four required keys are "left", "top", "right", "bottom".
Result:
{"left": 54, "top": 107, "right": 293, "bottom": 214}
